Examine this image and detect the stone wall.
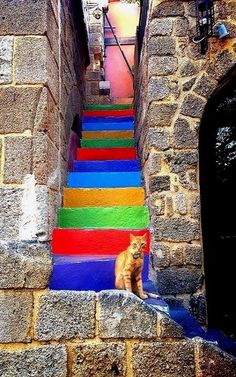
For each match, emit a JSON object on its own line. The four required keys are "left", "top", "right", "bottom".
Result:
{"left": 0, "top": 0, "right": 88, "bottom": 243}
{"left": 134, "top": 0, "right": 236, "bottom": 320}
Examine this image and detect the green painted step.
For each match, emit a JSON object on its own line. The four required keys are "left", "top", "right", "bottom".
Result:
{"left": 85, "top": 104, "right": 133, "bottom": 110}
{"left": 58, "top": 206, "right": 149, "bottom": 229}
{"left": 81, "top": 139, "right": 135, "bottom": 148}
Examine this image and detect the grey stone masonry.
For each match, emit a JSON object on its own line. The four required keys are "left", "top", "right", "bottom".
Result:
{"left": 0, "top": 36, "right": 13, "bottom": 84}
{"left": 0, "top": 345, "right": 67, "bottom": 377}
{"left": 35, "top": 291, "right": 96, "bottom": 340}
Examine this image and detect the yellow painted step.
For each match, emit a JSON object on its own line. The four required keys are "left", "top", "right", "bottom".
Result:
{"left": 63, "top": 187, "right": 145, "bottom": 207}
{"left": 82, "top": 130, "right": 134, "bottom": 139}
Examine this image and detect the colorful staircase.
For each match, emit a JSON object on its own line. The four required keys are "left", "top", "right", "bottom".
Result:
{"left": 50, "top": 104, "right": 167, "bottom": 311}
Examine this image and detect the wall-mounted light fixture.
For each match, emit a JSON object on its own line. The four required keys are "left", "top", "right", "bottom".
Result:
{"left": 214, "top": 23, "right": 230, "bottom": 39}
{"left": 193, "top": 0, "right": 215, "bottom": 54}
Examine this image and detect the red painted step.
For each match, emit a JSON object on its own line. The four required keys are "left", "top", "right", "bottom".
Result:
{"left": 52, "top": 229, "right": 150, "bottom": 255}
{"left": 83, "top": 109, "right": 134, "bottom": 117}
{"left": 77, "top": 148, "right": 136, "bottom": 160}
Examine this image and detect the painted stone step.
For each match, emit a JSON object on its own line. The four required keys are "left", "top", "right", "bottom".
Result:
{"left": 52, "top": 228, "right": 150, "bottom": 255}
{"left": 82, "top": 130, "right": 134, "bottom": 139}
{"left": 63, "top": 187, "right": 144, "bottom": 207}
{"left": 82, "top": 116, "right": 133, "bottom": 123}
{"left": 82, "top": 122, "right": 134, "bottom": 131}
{"left": 49, "top": 254, "right": 149, "bottom": 291}
{"left": 83, "top": 109, "right": 134, "bottom": 117}
{"left": 58, "top": 206, "right": 149, "bottom": 229}
{"left": 77, "top": 148, "right": 136, "bottom": 160}
{"left": 73, "top": 160, "right": 140, "bottom": 172}
{"left": 85, "top": 104, "right": 133, "bottom": 110}
{"left": 67, "top": 172, "right": 141, "bottom": 188}
{"left": 80, "top": 139, "right": 135, "bottom": 148}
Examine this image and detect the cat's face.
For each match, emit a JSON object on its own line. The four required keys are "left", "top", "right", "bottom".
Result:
{"left": 129, "top": 234, "right": 147, "bottom": 259}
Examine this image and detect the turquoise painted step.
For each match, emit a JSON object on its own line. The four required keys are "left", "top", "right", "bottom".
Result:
{"left": 58, "top": 206, "right": 149, "bottom": 229}
{"left": 85, "top": 104, "right": 133, "bottom": 110}
{"left": 67, "top": 172, "right": 141, "bottom": 188}
{"left": 80, "top": 139, "right": 135, "bottom": 148}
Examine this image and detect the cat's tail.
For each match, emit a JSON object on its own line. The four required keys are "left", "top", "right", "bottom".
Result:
{"left": 144, "top": 292, "right": 161, "bottom": 300}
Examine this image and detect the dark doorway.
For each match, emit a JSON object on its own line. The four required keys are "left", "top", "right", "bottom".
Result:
{"left": 200, "top": 68, "right": 236, "bottom": 340}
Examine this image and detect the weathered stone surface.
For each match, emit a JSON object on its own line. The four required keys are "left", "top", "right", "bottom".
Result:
{"left": 150, "top": 176, "right": 170, "bottom": 193}
{"left": 0, "top": 345, "right": 67, "bottom": 377}
{"left": 185, "top": 244, "right": 202, "bottom": 266}
{"left": 149, "top": 56, "right": 178, "bottom": 76}
{"left": 153, "top": 218, "right": 200, "bottom": 242}
{"left": 180, "top": 94, "right": 206, "bottom": 118}
{"left": 35, "top": 291, "right": 96, "bottom": 340}
{"left": 148, "top": 37, "right": 176, "bottom": 57}
{"left": 169, "top": 151, "right": 198, "bottom": 173}
{"left": 154, "top": 268, "right": 203, "bottom": 295}
{"left": 193, "top": 74, "right": 217, "bottom": 99}
{"left": 0, "top": 240, "right": 52, "bottom": 288}
{"left": 147, "top": 103, "right": 178, "bottom": 127}
{"left": 0, "top": 0, "right": 47, "bottom": 34}
{"left": 173, "top": 118, "right": 198, "bottom": 148}
{"left": 183, "top": 77, "right": 196, "bottom": 91}
{"left": 98, "top": 290, "right": 157, "bottom": 338}
{"left": 190, "top": 294, "right": 207, "bottom": 325}
{"left": 151, "top": 243, "right": 170, "bottom": 269}
{"left": 195, "top": 338, "right": 236, "bottom": 377}
{"left": 190, "top": 194, "right": 200, "bottom": 219}
{"left": 147, "top": 151, "right": 161, "bottom": 173}
{"left": 132, "top": 341, "right": 195, "bottom": 377}
{"left": 171, "top": 246, "right": 184, "bottom": 266}
{"left": 0, "top": 87, "right": 42, "bottom": 134}
{"left": 180, "top": 59, "right": 197, "bottom": 77}
{"left": 0, "top": 188, "right": 23, "bottom": 240}
{"left": 152, "top": 1, "right": 185, "bottom": 18}
{"left": 175, "top": 193, "right": 187, "bottom": 215}
{"left": 0, "top": 36, "right": 13, "bottom": 84}
{"left": 72, "top": 343, "right": 126, "bottom": 377}
{"left": 175, "top": 17, "right": 189, "bottom": 37}
{"left": 166, "top": 195, "right": 174, "bottom": 216}
{"left": 157, "top": 313, "right": 184, "bottom": 338}
{"left": 207, "top": 50, "right": 235, "bottom": 81}
{"left": 149, "top": 18, "right": 173, "bottom": 37}
{"left": 149, "top": 193, "right": 165, "bottom": 216}
{"left": 0, "top": 291, "right": 33, "bottom": 342}
{"left": 148, "top": 77, "right": 169, "bottom": 101}
{"left": 4, "top": 137, "right": 32, "bottom": 184}
{"left": 148, "top": 128, "right": 169, "bottom": 149}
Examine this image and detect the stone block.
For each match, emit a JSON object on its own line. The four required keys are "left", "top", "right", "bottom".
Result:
{"left": 0, "top": 345, "right": 67, "bottom": 377}
{"left": 72, "top": 343, "right": 126, "bottom": 377}
{"left": 152, "top": 1, "right": 185, "bottom": 18}
{"left": 148, "top": 77, "right": 169, "bottom": 101}
{"left": 149, "top": 193, "right": 165, "bottom": 216}
{"left": 149, "top": 18, "right": 173, "bottom": 37}
{"left": 153, "top": 218, "right": 200, "bottom": 242}
{"left": 151, "top": 243, "right": 170, "bottom": 269}
{"left": 185, "top": 244, "right": 202, "bottom": 266}
{"left": 193, "top": 74, "right": 217, "bottom": 99}
{"left": 180, "top": 94, "right": 206, "bottom": 118}
{"left": 0, "top": 240, "right": 52, "bottom": 288}
{"left": 207, "top": 50, "right": 235, "bottom": 82}
{"left": 171, "top": 246, "right": 184, "bottom": 267}
{"left": 0, "top": 36, "right": 13, "bottom": 84}
{"left": 169, "top": 151, "right": 198, "bottom": 173}
{"left": 148, "top": 151, "right": 161, "bottom": 173}
{"left": 97, "top": 290, "right": 158, "bottom": 338}
{"left": 180, "top": 59, "right": 197, "bottom": 77}
{"left": 150, "top": 176, "right": 170, "bottom": 193}
{"left": 175, "top": 193, "right": 187, "bottom": 215}
{"left": 35, "top": 291, "right": 96, "bottom": 340}
{"left": 195, "top": 338, "right": 236, "bottom": 377}
{"left": 132, "top": 341, "right": 195, "bottom": 377}
{"left": 190, "top": 194, "right": 200, "bottom": 219}
{"left": 175, "top": 17, "right": 189, "bottom": 37}
{"left": 173, "top": 118, "right": 198, "bottom": 148}
{"left": 183, "top": 77, "right": 196, "bottom": 91}
{"left": 4, "top": 136, "right": 32, "bottom": 184}
{"left": 149, "top": 56, "right": 178, "bottom": 77}
{"left": 0, "top": 291, "right": 33, "bottom": 342}
{"left": 157, "top": 312, "right": 184, "bottom": 338}
{"left": 0, "top": 188, "right": 23, "bottom": 240}
{"left": 148, "top": 128, "right": 169, "bottom": 150}
{"left": 190, "top": 294, "right": 207, "bottom": 325}
{"left": 147, "top": 103, "right": 178, "bottom": 127}
{"left": 0, "top": 87, "right": 42, "bottom": 134}
{"left": 154, "top": 268, "right": 203, "bottom": 295}
{"left": 0, "top": 0, "right": 47, "bottom": 35}
{"left": 148, "top": 37, "right": 176, "bottom": 56}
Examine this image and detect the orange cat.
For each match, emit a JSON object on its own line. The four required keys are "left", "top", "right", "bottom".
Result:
{"left": 115, "top": 234, "right": 148, "bottom": 299}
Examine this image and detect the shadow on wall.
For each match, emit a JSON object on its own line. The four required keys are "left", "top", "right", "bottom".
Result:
{"left": 67, "top": 115, "right": 81, "bottom": 172}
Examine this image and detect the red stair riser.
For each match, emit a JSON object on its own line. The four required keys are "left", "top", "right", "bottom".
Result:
{"left": 52, "top": 229, "right": 150, "bottom": 255}
{"left": 83, "top": 109, "right": 134, "bottom": 117}
{"left": 77, "top": 148, "right": 136, "bottom": 160}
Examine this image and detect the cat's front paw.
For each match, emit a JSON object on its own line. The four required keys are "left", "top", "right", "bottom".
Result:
{"left": 139, "top": 293, "right": 148, "bottom": 300}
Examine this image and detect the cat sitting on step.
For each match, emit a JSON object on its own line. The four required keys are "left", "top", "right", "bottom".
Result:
{"left": 115, "top": 234, "right": 160, "bottom": 300}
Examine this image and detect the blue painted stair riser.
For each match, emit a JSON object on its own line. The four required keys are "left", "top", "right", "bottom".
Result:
{"left": 73, "top": 160, "right": 140, "bottom": 172}
{"left": 67, "top": 171, "right": 142, "bottom": 188}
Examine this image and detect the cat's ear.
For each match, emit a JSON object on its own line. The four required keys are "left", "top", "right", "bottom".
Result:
{"left": 142, "top": 234, "right": 147, "bottom": 240}
{"left": 130, "top": 234, "right": 135, "bottom": 241}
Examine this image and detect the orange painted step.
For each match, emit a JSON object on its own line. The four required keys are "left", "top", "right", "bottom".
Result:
{"left": 83, "top": 109, "right": 134, "bottom": 117}
{"left": 77, "top": 148, "right": 137, "bottom": 160}
{"left": 52, "top": 229, "right": 150, "bottom": 255}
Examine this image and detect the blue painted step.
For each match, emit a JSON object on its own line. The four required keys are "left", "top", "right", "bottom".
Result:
{"left": 67, "top": 172, "right": 141, "bottom": 188}
{"left": 82, "top": 122, "right": 134, "bottom": 131}
{"left": 73, "top": 160, "right": 140, "bottom": 172}
{"left": 82, "top": 116, "right": 134, "bottom": 123}
{"left": 50, "top": 254, "right": 149, "bottom": 291}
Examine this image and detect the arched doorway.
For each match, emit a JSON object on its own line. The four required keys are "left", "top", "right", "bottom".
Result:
{"left": 200, "top": 67, "right": 236, "bottom": 340}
